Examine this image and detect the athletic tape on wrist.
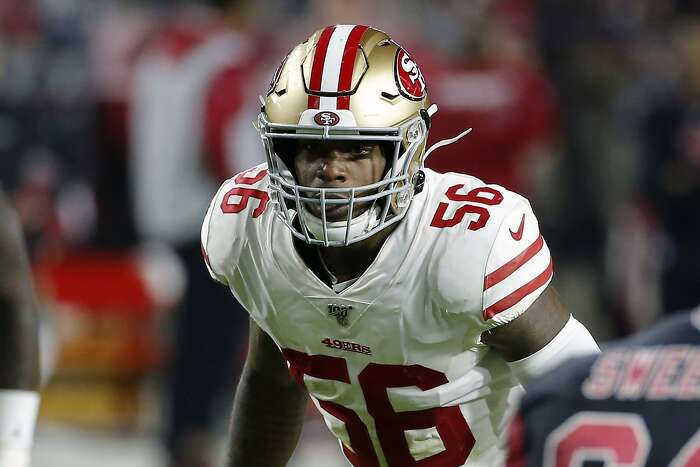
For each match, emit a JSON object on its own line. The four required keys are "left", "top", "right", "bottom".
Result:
{"left": 508, "top": 315, "right": 600, "bottom": 385}
{"left": 0, "top": 447, "right": 30, "bottom": 467}
{"left": 0, "top": 390, "right": 39, "bottom": 450}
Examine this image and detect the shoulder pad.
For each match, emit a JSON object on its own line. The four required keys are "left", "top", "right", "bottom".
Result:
{"left": 424, "top": 172, "right": 552, "bottom": 326}
{"left": 201, "top": 164, "right": 270, "bottom": 284}
{"left": 482, "top": 196, "right": 553, "bottom": 326}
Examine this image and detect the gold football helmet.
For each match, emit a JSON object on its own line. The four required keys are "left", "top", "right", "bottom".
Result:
{"left": 258, "top": 25, "right": 438, "bottom": 246}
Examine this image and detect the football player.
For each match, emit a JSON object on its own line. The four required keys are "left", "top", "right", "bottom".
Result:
{"left": 507, "top": 305, "right": 700, "bottom": 467}
{"left": 0, "top": 190, "right": 40, "bottom": 467}
{"left": 201, "top": 25, "right": 600, "bottom": 466}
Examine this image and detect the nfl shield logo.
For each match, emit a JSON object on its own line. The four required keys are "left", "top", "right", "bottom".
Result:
{"left": 327, "top": 304, "right": 352, "bottom": 327}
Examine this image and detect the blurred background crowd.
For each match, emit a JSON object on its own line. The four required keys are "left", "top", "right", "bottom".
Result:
{"left": 1, "top": 0, "right": 699, "bottom": 466}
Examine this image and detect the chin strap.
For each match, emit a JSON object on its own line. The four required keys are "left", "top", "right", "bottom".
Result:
{"left": 424, "top": 127, "right": 473, "bottom": 161}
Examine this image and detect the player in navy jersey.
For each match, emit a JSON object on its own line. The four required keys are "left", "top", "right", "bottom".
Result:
{"left": 507, "top": 305, "right": 700, "bottom": 467}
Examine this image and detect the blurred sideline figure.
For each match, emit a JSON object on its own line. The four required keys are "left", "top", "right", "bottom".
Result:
{"left": 636, "top": 19, "right": 700, "bottom": 317}
{"left": 0, "top": 189, "right": 40, "bottom": 467}
{"left": 507, "top": 304, "right": 700, "bottom": 466}
{"left": 128, "top": 1, "right": 264, "bottom": 466}
{"left": 425, "top": 0, "right": 558, "bottom": 198}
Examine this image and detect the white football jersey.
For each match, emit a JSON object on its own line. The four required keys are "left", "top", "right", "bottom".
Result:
{"left": 202, "top": 164, "right": 553, "bottom": 466}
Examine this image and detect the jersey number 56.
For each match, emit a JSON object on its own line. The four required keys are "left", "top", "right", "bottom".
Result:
{"left": 282, "top": 348, "right": 476, "bottom": 466}
{"left": 431, "top": 185, "right": 504, "bottom": 231}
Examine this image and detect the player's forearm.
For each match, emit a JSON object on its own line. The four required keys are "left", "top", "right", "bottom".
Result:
{"left": 0, "top": 295, "right": 40, "bottom": 390}
{"left": 227, "top": 365, "right": 307, "bottom": 467}
{"left": 0, "top": 226, "right": 41, "bottom": 465}
{"left": 0, "top": 198, "right": 40, "bottom": 390}
{"left": 0, "top": 192, "right": 41, "bottom": 467}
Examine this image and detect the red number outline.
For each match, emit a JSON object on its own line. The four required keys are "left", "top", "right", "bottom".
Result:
{"left": 281, "top": 349, "right": 379, "bottom": 466}
{"left": 544, "top": 412, "right": 651, "bottom": 467}
{"left": 671, "top": 428, "right": 700, "bottom": 467}
{"left": 220, "top": 168, "right": 269, "bottom": 218}
{"left": 544, "top": 412, "right": 700, "bottom": 467}
{"left": 358, "top": 363, "right": 475, "bottom": 466}
{"left": 282, "top": 349, "right": 475, "bottom": 466}
{"left": 430, "top": 185, "right": 504, "bottom": 231}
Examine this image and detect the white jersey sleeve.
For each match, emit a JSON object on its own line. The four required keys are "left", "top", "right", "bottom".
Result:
{"left": 200, "top": 163, "right": 270, "bottom": 286}
{"left": 482, "top": 198, "right": 553, "bottom": 327}
{"left": 422, "top": 170, "right": 553, "bottom": 331}
{"left": 201, "top": 184, "right": 228, "bottom": 284}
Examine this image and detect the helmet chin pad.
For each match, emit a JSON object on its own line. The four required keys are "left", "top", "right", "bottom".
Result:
{"left": 300, "top": 204, "right": 382, "bottom": 244}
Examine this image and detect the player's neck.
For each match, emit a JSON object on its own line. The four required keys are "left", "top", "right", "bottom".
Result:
{"left": 324, "top": 225, "right": 396, "bottom": 276}
{"left": 295, "top": 224, "right": 398, "bottom": 287}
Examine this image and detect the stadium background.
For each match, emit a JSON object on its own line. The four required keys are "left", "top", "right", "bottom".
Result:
{"left": 1, "top": 0, "right": 699, "bottom": 465}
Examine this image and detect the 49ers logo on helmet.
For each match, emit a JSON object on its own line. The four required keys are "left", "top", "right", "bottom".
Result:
{"left": 394, "top": 49, "right": 426, "bottom": 100}
{"left": 314, "top": 111, "right": 340, "bottom": 126}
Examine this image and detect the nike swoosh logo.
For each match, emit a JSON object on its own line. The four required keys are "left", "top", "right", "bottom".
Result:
{"left": 509, "top": 213, "right": 525, "bottom": 241}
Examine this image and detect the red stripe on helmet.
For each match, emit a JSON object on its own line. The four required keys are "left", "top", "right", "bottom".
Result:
{"left": 336, "top": 25, "right": 368, "bottom": 110}
{"left": 308, "top": 26, "right": 336, "bottom": 109}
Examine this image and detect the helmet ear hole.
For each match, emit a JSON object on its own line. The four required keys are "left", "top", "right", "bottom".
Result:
{"left": 379, "top": 141, "right": 395, "bottom": 177}
{"left": 271, "top": 138, "right": 297, "bottom": 174}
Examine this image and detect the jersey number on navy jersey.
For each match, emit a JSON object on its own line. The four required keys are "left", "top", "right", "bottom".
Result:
{"left": 545, "top": 412, "right": 700, "bottom": 466}
{"left": 282, "top": 348, "right": 476, "bottom": 466}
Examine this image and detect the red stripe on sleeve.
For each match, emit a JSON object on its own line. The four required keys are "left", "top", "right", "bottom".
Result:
{"left": 307, "top": 26, "right": 336, "bottom": 109}
{"left": 483, "top": 259, "right": 553, "bottom": 320}
{"left": 484, "top": 234, "right": 545, "bottom": 290}
{"left": 336, "top": 25, "right": 368, "bottom": 110}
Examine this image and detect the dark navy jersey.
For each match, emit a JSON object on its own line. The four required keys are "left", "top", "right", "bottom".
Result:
{"left": 507, "top": 307, "right": 700, "bottom": 467}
